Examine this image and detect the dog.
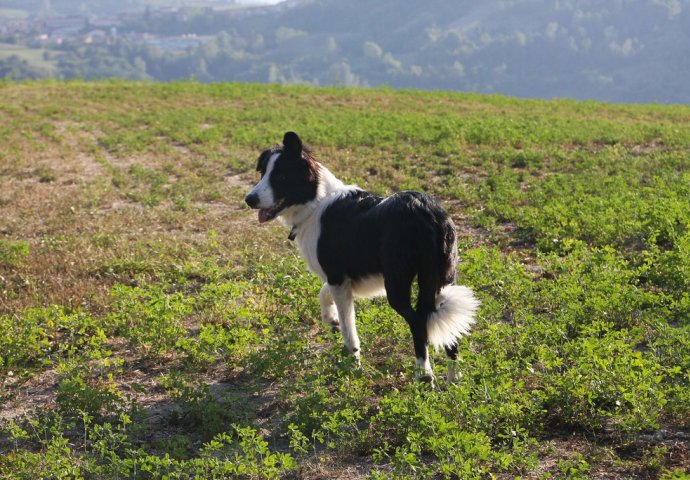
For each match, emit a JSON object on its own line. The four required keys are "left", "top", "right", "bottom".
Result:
{"left": 245, "top": 132, "right": 479, "bottom": 383}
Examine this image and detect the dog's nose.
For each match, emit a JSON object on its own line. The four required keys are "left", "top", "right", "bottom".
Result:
{"left": 245, "top": 192, "right": 259, "bottom": 208}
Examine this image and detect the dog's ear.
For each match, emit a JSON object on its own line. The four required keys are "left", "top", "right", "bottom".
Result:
{"left": 256, "top": 149, "right": 271, "bottom": 173}
{"left": 282, "top": 131, "right": 302, "bottom": 157}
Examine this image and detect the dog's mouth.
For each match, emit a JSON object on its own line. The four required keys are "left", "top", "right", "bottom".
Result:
{"left": 258, "top": 199, "right": 287, "bottom": 223}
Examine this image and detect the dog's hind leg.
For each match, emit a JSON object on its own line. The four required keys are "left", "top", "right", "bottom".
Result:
{"left": 444, "top": 344, "right": 462, "bottom": 382}
{"left": 319, "top": 284, "right": 340, "bottom": 332}
{"left": 385, "top": 275, "right": 434, "bottom": 385}
{"left": 328, "top": 282, "right": 361, "bottom": 363}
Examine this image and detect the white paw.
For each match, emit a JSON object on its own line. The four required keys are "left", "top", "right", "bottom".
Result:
{"left": 353, "top": 350, "right": 362, "bottom": 368}
{"left": 414, "top": 358, "right": 435, "bottom": 386}
{"left": 322, "top": 313, "right": 340, "bottom": 332}
{"left": 341, "top": 345, "right": 362, "bottom": 367}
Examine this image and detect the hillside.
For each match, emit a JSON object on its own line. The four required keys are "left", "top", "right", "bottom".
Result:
{"left": 1, "top": 81, "right": 690, "bottom": 478}
{"left": 2, "top": 0, "right": 690, "bottom": 103}
{"left": 236, "top": 0, "right": 690, "bottom": 103}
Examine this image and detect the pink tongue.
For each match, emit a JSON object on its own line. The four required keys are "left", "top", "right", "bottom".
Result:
{"left": 258, "top": 209, "right": 271, "bottom": 223}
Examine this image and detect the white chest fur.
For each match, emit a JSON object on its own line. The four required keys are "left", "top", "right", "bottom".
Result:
{"left": 294, "top": 213, "right": 326, "bottom": 281}
{"left": 282, "top": 164, "right": 360, "bottom": 285}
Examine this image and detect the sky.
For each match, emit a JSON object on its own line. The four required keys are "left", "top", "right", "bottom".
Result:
{"left": 235, "top": 0, "right": 284, "bottom": 4}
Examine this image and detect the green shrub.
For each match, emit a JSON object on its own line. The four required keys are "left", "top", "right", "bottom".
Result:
{"left": 545, "top": 331, "right": 667, "bottom": 434}
{"left": 108, "top": 283, "right": 193, "bottom": 359}
{"left": 0, "top": 306, "right": 107, "bottom": 369}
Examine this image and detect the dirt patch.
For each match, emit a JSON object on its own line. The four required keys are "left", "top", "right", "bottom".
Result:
{"left": 0, "top": 368, "right": 59, "bottom": 422}
{"left": 225, "top": 172, "right": 253, "bottom": 190}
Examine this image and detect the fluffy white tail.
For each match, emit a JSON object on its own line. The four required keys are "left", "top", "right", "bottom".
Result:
{"left": 426, "top": 285, "right": 480, "bottom": 349}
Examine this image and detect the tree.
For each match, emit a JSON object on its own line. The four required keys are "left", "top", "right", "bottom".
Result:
{"left": 252, "top": 34, "right": 265, "bottom": 50}
{"left": 329, "top": 61, "right": 362, "bottom": 87}
{"left": 326, "top": 36, "right": 337, "bottom": 55}
{"left": 268, "top": 64, "right": 280, "bottom": 83}
{"left": 133, "top": 56, "right": 147, "bottom": 76}
{"left": 382, "top": 52, "right": 402, "bottom": 72}
{"left": 0, "top": 56, "right": 46, "bottom": 80}
{"left": 217, "top": 31, "right": 232, "bottom": 50}
{"left": 202, "top": 40, "right": 220, "bottom": 59}
{"left": 363, "top": 41, "right": 383, "bottom": 59}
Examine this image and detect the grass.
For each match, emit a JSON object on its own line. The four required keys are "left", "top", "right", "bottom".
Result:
{"left": 0, "top": 43, "right": 57, "bottom": 74}
{"left": 0, "top": 79, "right": 689, "bottom": 479}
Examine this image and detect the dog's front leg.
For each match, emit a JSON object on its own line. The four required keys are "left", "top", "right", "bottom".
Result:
{"left": 319, "top": 284, "right": 340, "bottom": 332}
{"left": 328, "top": 282, "right": 361, "bottom": 364}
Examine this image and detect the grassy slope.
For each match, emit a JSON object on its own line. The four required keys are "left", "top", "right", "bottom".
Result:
{"left": 0, "top": 80, "right": 689, "bottom": 479}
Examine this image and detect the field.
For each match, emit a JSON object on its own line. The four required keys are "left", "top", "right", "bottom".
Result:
{"left": 0, "top": 80, "right": 689, "bottom": 479}
{"left": 0, "top": 43, "right": 57, "bottom": 74}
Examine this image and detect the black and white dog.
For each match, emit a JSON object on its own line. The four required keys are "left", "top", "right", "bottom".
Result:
{"left": 245, "top": 132, "right": 479, "bottom": 383}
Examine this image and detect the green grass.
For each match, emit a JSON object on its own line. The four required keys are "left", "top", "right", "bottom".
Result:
{"left": 0, "top": 43, "right": 57, "bottom": 74}
{"left": 0, "top": 80, "right": 689, "bottom": 478}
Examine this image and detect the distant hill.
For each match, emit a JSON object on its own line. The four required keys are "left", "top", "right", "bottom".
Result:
{"left": 1, "top": 0, "right": 196, "bottom": 15}
{"left": 2, "top": 0, "right": 689, "bottom": 104}
{"left": 230, "top": 0, "right": 690, "bottom": 104}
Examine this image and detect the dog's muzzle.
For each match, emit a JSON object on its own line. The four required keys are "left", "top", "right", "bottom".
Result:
{"left": 245, "top": 193, "right": 260, "bottom": 208}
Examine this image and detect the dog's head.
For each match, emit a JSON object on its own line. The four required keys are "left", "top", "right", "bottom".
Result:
{"left": 245, "top": 132, "right": 319, "bottom": 223}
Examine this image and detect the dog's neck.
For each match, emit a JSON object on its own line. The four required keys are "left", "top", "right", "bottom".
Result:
{"left": 279, "top": 163, "right": 351, "bottom": 239}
